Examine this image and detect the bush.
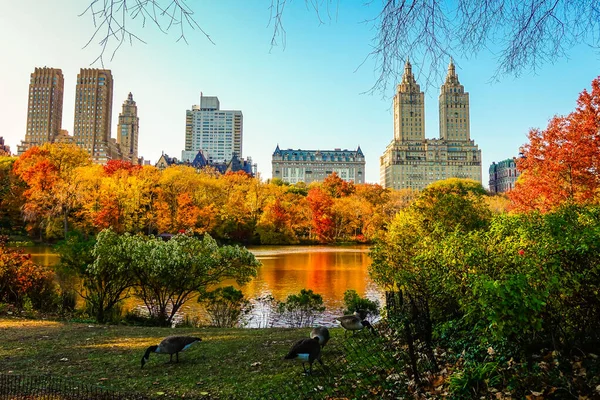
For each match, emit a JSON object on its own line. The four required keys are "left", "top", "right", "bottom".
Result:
{"left": 199, "top": 286, "right": 253, "bottom": 328}
{"left": 342, "top": 289, "right": 380, "bottom": 319}
{"left": 276, "top": 289, "right": 326, "bottom": 328}
{"left": 0, "top": 235, "right": 57, "bottom": 311}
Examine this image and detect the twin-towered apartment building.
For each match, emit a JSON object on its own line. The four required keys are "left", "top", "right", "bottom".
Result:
{"left": 18, "top": 67, "right": 139, "bottom": 164}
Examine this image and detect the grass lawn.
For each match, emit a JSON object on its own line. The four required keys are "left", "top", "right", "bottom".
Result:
{"left": 0, "top": 317, "right": 399, "bottom": 399}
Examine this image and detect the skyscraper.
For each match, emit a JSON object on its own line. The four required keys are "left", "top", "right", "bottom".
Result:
{"left": 117, "top": 92, "right": 139, "bottom": 164}
{"left": 182, "top": 95, "right": 243, "bottom": 163}
{"left": 73, "top": 68, "right": 114, "bottom": 164}
{"left": 380, "top": 59, "right": 482, "bottom": 190}
{"left": 18, "top": 67, "right": 64, "bottom": 155}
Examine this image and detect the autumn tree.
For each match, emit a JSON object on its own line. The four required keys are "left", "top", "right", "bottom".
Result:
{"left": 307, "top": 186, "right": 334, "bottom": 243}
{"left": 256, "top": 195, "right": 298, "bottom": 244}
{"left": 214, "top": 171, "right": 258, "bottom": 243}
{"left": 321, "top": 172, "right": 355, "bottom": 198}
{"left": 90, "top": 163, "right": 158, "bottom": 233}
{"left": 13, "top": 144, "right": 92, "bottom": 239}
{"left": 155, "top": 166, "right": 205, "bottom": 234}
{"left": 510, "top": 76, "right": 600, "bottom": 212}
{"left": 0, "top": 235, "right": 56, "bottom": 310}
{"left": 0, "top": 157, "right": 26, "bottom": 234}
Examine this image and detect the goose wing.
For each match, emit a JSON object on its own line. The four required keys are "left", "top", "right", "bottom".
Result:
{"left": 160, "top": 336, "right": 201, "bottom": 353}
{"left": 285, "top": 338, "right": 319, "bottom": 359}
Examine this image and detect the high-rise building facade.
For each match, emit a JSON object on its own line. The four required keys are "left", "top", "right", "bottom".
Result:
{"left": 117, "top": 92, "right": 139, "bottom": 164}
{"left": 73, "top": 68, "right": 115, "bottom": 164}
{"left": 182, "top": 95, "right": 243, "bottom": 163}
{"left": 489, "top": 158, "right": 520, "bottom": 193}
{"left": 272, "top": 146, "right": 365, "bottom": 184}
{"left": 380, "top": 59, "right": 482, "bottom": 190}
{"left": 18, "top": 67, "right": 64, "bottom": 155}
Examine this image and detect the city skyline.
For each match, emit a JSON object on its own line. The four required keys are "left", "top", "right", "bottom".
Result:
{"left": 1, "top": 1, "right": 599, "bottom": 185}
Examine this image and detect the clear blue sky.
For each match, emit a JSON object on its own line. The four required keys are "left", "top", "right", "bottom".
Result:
{"left": 1, "top": 1, "right": 599, "bottom": 186}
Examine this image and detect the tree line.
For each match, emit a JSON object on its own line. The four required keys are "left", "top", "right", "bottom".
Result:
{"left": 0, "top": 145, "right": 426, "bottom": 244}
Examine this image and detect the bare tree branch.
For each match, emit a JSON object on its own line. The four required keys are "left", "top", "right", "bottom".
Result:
{"left": 82, "top": 1, "right": 600, "bottom": 94}
{"left": 80, "top": 0, "right": 214, "bottom": 66}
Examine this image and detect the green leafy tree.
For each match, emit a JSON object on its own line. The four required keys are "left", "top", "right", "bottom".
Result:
{"left": 370, "top": 178, "right": 492, "bottom": 374}
{"left": 84, "top": 229, "right": 137, "bottom": 323}
{"left": 54, "top": 231, "right": 97, "bottom": 309}
{"left": 132, "top": 233, "right": 260, "bottom": 326}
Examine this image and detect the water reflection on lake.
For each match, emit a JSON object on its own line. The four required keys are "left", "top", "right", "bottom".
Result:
{"left": 20, "top": 244, "right": 382, "bottom": 327}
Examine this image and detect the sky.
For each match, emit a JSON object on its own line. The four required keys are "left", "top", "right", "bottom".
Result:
{"left": 1, "top": 1, "right": 599, "bottom": 186}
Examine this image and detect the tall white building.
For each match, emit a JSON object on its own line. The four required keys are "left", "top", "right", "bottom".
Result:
{"left": 182, "top": 95, "right": 243, "bottom": 163}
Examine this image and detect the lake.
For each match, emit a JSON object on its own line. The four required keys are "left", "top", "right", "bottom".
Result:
{"left": 20, "top": 244, "right": 382, "bottom": 327}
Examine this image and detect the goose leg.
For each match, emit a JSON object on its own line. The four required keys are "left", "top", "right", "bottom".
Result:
{"left": 169, "top": 354, "right": 173, "bottom": 363}
{"left": 302, "top": 363, "right": 307, "bottom": 374}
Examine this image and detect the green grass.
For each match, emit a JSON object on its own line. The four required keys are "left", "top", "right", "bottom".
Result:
{"left": 0, "top": 317, "right": 403, "bottom": 399}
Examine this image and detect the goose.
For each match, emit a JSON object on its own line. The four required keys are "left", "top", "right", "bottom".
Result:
{"left": 353, "top": 309, "right": 368, "bottom": 320}
{"left": 335, "top": 315, "right": 375, "bottom": 337}
{"left": 141, "top": 336, "right": 202, "bottom": 368}
{"left": 310, "top": 326, "right": 330, "bottom": 348}
{"left": 284, "top": 337, "right": 323, "bottom": 375}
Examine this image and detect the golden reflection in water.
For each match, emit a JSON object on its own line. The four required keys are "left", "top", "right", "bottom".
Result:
{"left": 240, "top": 246, "right": 378, "bottom": 310}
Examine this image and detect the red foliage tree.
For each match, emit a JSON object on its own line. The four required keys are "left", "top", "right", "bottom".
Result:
{"left": 307, "top": 187, "right": 334, "bottom": 243}
{"left": 103, "top": 160, "right": 142, "bottom": 176}
{"left": 0, "top": 236, "right": 55, "bottom": 309}
{"left": 510, "top": 76, "right": 600, "bottom": 212}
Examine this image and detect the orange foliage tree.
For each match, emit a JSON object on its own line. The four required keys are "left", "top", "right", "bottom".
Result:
{"left": 510, "top": 76, "right": 600, "bottom": 212}
{"left": 13, "top": 144, "right": 91, "bottom": 238}
{"left": 307, "top": 187, "right": 334, "bottom": 243}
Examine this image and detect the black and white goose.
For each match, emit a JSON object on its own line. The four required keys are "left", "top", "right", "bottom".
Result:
{"left": 310, "top": 326, "right": 330, "bottom": 348}
{"left": 335, "top": 315, "right": 375, "bottom": 337}
{"left": 141, "top": 336, "right": 202, "bottom": 368}
{"left": 284, "top": 337, "right": 323, "bottom": 375}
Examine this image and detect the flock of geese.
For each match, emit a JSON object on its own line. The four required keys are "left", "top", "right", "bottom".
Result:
{"left": 140, "top": 312, "right": 376, "bottom": 375}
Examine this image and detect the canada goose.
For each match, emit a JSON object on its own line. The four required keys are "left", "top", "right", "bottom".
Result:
{"left": 284, "top": 337, "right": 323, "bottom": 375}
{"left": 353, "top": 309, "right": 368, "bottom": 320}
{"left": 335, "top": 315, "right": 375, "bottom": 337}
{"left": 310, "top": 326, "right": 330, "bottom": 348}
{"left": 141, "top": 336, "right": 202, "bottom": 368}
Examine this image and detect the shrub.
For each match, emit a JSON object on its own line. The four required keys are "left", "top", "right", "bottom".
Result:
{"left": 342, "top": 289, "right": 380, "bottom": 319}
{"left": 199, "top": 286, "right": 253, "bottom": 328}
{"left": 0, "top": 235, "right": 57, "bottom": 311}
{"left": 276, "top": 289, "right": 326, "bottom": 328}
